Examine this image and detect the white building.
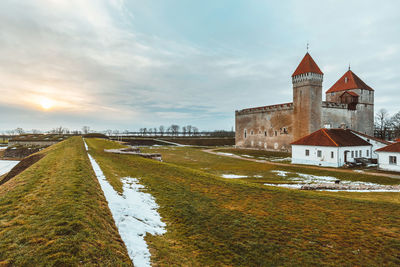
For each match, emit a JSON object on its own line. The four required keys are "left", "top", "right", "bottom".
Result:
{"left": 291, "top": 128, "right": 372, "bottom": 167}
{"left": 350, "top": 130, "right": 391, "bottom": 159}
{"left": 376, "top": 142, "right": 400, "bottom": 172}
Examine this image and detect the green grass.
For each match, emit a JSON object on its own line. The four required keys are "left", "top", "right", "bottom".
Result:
{"left": 143, "top": 146, "right": 400, "bottom": 186}
{"left": 0, "top": 137, "right": 131, "bottom": 266}
{"left": 87, "top": 139, "right": 400, "bottom": 266}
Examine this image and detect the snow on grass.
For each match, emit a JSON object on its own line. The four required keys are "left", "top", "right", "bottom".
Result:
{"left": 85, "top": 141, "right": 166, "bottom": 267}
{"left": 221, "top": 174, "right": 248, "bottom": 179}
{"left": 241, "top": 155, "right": 253, "bottom": 158}
{"left": 216, "top": 152, "right": 235, "bottom": 157}
{"left": 269, "top": 157, "right": 292, "bottom": 162}
{"left": 264, "top": 183, "right": 303, "bottom": 189}
{"left": 270, "top": 170, "right": 289, "bottom": 177}
{"left": 0, "top": 160, "right": 19, "bottom": 176}
{"left": 266, "top": 169, "right": 399, "bottom": 192}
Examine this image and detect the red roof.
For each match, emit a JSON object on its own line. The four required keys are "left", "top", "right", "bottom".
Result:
{"left": 326, "top": 70, "right": 374, "bottom": 93}
{"left": 291, "top": 128, "right": 371, "bottom": 147}
{"left": 350, "top": 130, "right": 391, "bottom": 145}
{"left": 376, "top": 142, "right": 400, "bottom": 153}
{"left": 292, "top": 53, "right": 323, "bottom": 77}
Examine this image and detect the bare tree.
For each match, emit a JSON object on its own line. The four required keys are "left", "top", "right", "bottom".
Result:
{"left": 186, "top": 125, "right": 193, "bottom": 136}
{"left": 106, "top": 129, "right": 113, "bottom": 136}
{"left": 182, "top": 126, "right": 187, "bottom": 136}
{"left": 375, "top": 109, "right": 390, "bottom": 139}
{"left": 170, "top": 125, "right": 180, "bottom": 136}
{"left": 390, "top": 111, "right": 400, "bottom": 138}
{"left": 82, "top": 126, "right": 91, "bottom": 134}
{"left": 15, "top": 127, "right": 25, "bottom": 135}
{"left": 192, "top": 126, "right": 199, "bottom": 136}
{"left": 31, "top": 129, "right": 41, "bottom": 134}
{"left": 159, "top": 125, "right": 165, "bottom": 136}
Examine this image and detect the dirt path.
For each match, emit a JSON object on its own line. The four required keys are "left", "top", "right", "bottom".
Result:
{"left": 203, "top": 148, "right": 400, "bottom": 179}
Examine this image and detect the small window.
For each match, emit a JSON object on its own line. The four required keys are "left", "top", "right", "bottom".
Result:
{"left": 351, "top": 151, "right": 354, "bottom": 158}
{"left": 317, "top": 150, "right": 322, "bottom": 158}
{"left": 331, "top": 151, "right": 334, "bottom": 158}
{"left": 275, "top": 131, "right": 277, "bottom": 136}
{"left": 389, "top": 156, "right": 397, "bottom": 165}
{"left": 366, "top": 150, "right": 369, "bottom": 157}
{"left": 359, "top": 150, "right": 362, "bottom": 157}
{"left": 355, "top": 151, "right": 358, "bottom": 158}
{"left": 264, "top": 131, "right": 267, "bottom": 136}
{"left": 251, "top": 131, "right": 254, "bottom": 135}
{"left": 244, "top": 130, "right": 247, "bottom": 138}
{"left": 305, "top": 149, "right": 310, "bottom": 156}
{"left": 344, "top": 77, "right": 348, "bottom": 83}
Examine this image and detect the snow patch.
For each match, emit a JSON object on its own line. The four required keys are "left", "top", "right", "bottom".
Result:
{"left": 86, "top": 142, "right": 166, "bottom": 267}
{"left": 221, "top": 174, "right": 248, "bottom": 179}
{"left": 265, "top": 183, "right": 303, "bottom": 189}
{"left": 216, "top": 152, "right": 235, "bottom": 157}
{"left": 0, "top": 160, "right": 19, "bottom": 176}
{"left": 270, "top": 170, "right": 289, "bottom": 177}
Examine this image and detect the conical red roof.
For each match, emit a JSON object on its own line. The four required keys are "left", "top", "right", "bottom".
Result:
{"left": 326, "top": 70, "right": 373, "bottom": 93}
{"left": 292, "top": 53, "right": 323, "bottom": 77}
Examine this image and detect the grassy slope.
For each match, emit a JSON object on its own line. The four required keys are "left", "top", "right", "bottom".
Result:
{"left": 0, "top": 137, "right": 132, "bottom": 266}
{"left": 87, "top": 139, "right": 400, "bottom": 266}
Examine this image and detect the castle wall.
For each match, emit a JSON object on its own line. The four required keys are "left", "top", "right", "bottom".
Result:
{"left": 235, "top": 103, "right": 293, "bottom": 151}
{"left": 322, "top": 102, "right": 374, "bottom": 135}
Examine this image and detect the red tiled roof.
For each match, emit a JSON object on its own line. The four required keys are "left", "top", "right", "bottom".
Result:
{"left": 292, "top": 53, "right": 323, "bottom": 77}
{"left": 376, "top": 142, "right": 400, "bottom": 152}
{"left": 291, "top": 128, "right": 371, "bottom": 147}
{"left": 326, "top": 70, "right": 374, "bottom": 93}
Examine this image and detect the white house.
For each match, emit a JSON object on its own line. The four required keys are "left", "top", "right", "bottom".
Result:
{"left": 350, "top": 130, "right": 391, "bottom": 159}
{"left": 376, "top": 142, "right": 400, "bottom": 172}
{"left": 291, "top": 128, "right": 372, "bottom": 167}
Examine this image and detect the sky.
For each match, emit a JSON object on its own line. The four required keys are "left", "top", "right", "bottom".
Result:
{"left": 0, "top": 0, "right": 399, "bottom": 132}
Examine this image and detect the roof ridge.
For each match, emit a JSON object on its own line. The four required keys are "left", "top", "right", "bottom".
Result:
{"left": 322, "top": 129, "right": 339, "bottom": 147}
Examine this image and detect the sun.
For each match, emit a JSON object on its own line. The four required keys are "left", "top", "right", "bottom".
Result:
{"left": 40, "top": 97, "right": 54, "bottom": 110}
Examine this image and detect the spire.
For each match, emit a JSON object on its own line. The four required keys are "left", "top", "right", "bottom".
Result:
{"left": 292, "top": 52, "right": 323, "bottom": 77}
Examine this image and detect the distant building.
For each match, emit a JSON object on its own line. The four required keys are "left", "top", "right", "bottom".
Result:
{"left": 376, "top": 142, "right": 400, "bottom": 172}
{"left": 291, "top": 128, "right": 373, "bottom": 167}
{"left": 235, "top": 52, "right": 374, "bottom": 151}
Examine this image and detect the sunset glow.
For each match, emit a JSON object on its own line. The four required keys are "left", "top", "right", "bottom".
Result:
{"left": 40, "top": 97, "right": 54, "bottom": 110}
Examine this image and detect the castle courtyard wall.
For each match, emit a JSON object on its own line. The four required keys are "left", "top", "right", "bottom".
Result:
{"left": 235, "top": 104, "right": 293, "bottom": 151}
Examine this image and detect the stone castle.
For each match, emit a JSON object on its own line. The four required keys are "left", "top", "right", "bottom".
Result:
{"left": 235, "top": 52, "right": 374, "bottom": 151}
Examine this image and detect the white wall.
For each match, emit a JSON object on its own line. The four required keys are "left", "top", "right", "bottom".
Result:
{"left": 351, "top": 132, "right": 387, "bottom": 159}
{"left": 292, "top": 145, "right": 372, "bottom": 167}
{"left": 377, "top": 151, "right": 400, "bottom": 172}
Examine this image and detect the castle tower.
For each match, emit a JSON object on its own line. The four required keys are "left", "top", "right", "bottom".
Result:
{"left": 326, "top": 69, "right": 374, "bottom": 135}
{"left": 292, "top": 53, "right": 324, "bottom": 141}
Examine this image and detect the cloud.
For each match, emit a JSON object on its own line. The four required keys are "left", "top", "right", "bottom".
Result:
{"left": 0, "top": 0, "right": 399, "bottom": 131}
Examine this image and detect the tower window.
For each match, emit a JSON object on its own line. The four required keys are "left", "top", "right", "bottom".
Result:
{"left": 264, "top": 131, "right": 267, "bottom": 136}
{"left": 344, "top": 77, "right": 348, "bottom": 83}
{"left": 244, "top": 130, "right": 247, "bottom": 138}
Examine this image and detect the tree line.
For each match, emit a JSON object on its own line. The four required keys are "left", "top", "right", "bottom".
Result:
{"left": 374, "top": 109, "right": 400, "bottom": 140}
